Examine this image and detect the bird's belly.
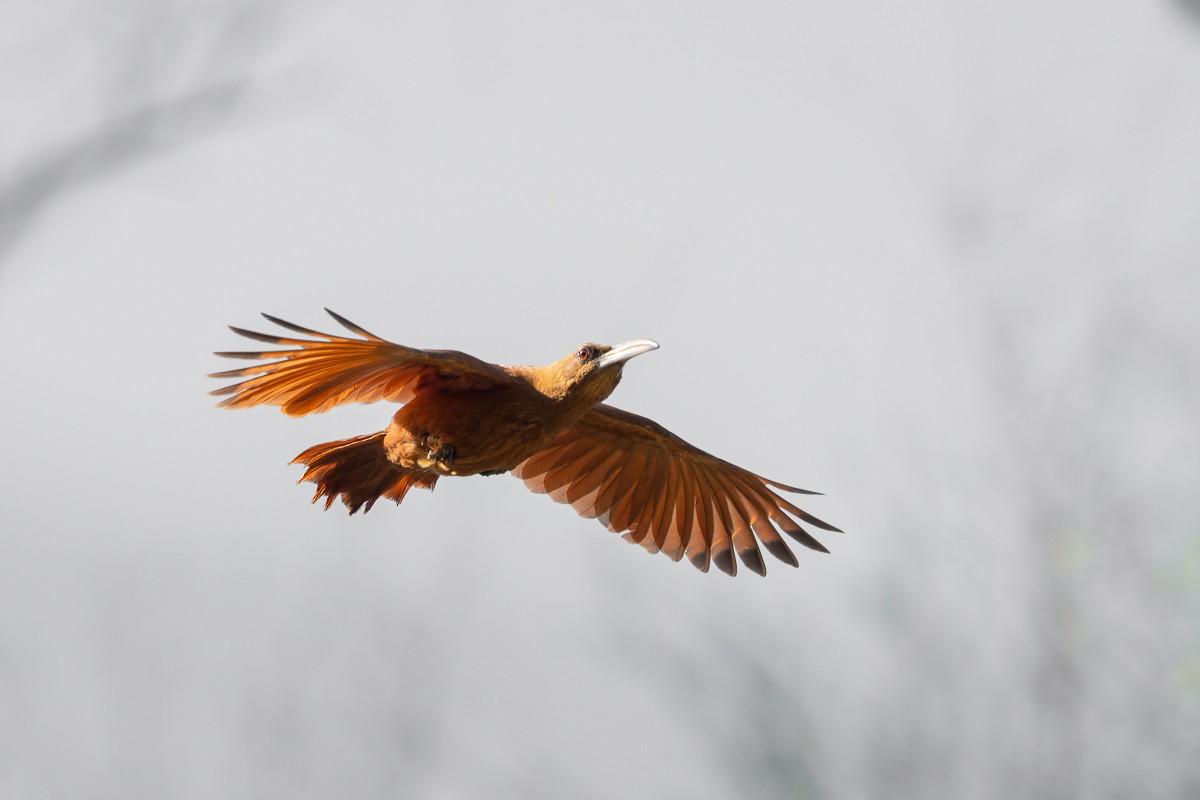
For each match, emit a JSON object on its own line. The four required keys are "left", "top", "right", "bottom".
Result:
{"left": 383, "top": 389, "right": 558, "bottom": 476}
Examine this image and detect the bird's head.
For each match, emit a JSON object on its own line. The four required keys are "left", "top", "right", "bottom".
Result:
{"left": 540, "top": 339, "right": 659, "bottom": 404}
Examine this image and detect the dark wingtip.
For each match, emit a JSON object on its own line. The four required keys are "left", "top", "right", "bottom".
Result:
{"left": 324, "top": 308, "right": 353, "bottom": 329}
{"left": 260, "top": 313, "right": 333, "bottom": 338}
{"left": 208, "top": 365, "right": 252, "bottom": 378}
{"left": 324, "top": 308, "right": 382, "bottom": 341}
{"left": 762, "top": 537, "right": 799, "bottom": 568}
{"left": 808, "top": 517, "right": 843, "bottom": 533}
{"left": 738, "top": 547, "right": 767, "bottom": 577}
{"left": 227, "top": 325, "right": 287, "bottom": 345}
{"left": 779, "top": 520, "right": 832, "bottom": 553}
{"left": 761, "top": 476, "right": 823, "bottom": 495}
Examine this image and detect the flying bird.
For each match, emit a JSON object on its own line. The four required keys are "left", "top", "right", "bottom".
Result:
{"left": 210, "top": 310, "right": 841, "bottom": 576}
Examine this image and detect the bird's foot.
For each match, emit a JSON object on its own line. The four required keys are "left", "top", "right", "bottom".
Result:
{"left": 480, "top": 468, "right": 507, "bottom": 477}
{"left": 429, "top": 443, "right": 456, "bottom": 465}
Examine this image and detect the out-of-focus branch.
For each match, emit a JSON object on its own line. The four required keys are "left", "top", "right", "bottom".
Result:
{"left": 0, "top": 78, "right": 249, "bottom": 260}
{"left": 0, "top": 0, "right": 317, "bottom": 266}
{"left": 1174, "top": 0, "right": 1200, "bottom": 29}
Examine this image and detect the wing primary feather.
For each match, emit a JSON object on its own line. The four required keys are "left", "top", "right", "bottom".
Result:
{"left": 659, "top": 471, "right": 688, "bottom": 562}
{"left": 212, "top": 350, "right": 281, "bottom": 361}
{"left": 737, "top": 541, "right": 767, "bottom": 576}
{"left": 712, "top": 539, "right": 736, "bottom": 576}
{"left": 227, "top": 326, "right": 315, "bottom": 346}
{"left": 672, "top": 458, "right": 697, "bottom": 555}
{"left": 755, "top": 474, "right": 822, "bottom": 495}
{"left": 717, "top": 479, "right": 766, "bottom": 576}
{"left": 653, "top": 458, "right": 681, "bottom": 555}
{"left": 750, "top": 512, "right": 798, "bottom": 567}
{"left": 260, "top": 313, "right": 337, "bottom": 339}
{"left": 696, "top": 466, "right": 736, "bottom": 576}
{"left": 208, "top": 363, "right": 276, "bottom": 379}
{"left": 768, "top": 509, "right": 831, "bottom": 553}
{"left": 757, "top": 523, "right": 799, "bottom": 567}
{"left": 325, "top": 308, "right": 386, "bottom": 342}
{"left": 684, "top": 461, "right": 714, "bottom": 573}
{"left": 720, "top": 472, "right": 801, "bottom": 567}
{"left": 766, "top": 488, "right": 844, "bottom": 533}
{"left": 687, "top": 550, "right": 711, "bottom": 572}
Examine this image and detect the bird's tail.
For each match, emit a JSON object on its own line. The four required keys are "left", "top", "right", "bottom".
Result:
{"left": 292, "top": 432, "right": 438, "bottom": 514}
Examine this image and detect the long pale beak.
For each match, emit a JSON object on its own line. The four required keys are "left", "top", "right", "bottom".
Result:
{"left": 594, "top": 339, "right": 659, "bottom": 369}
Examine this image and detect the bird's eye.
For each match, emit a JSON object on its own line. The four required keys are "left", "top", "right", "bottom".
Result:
{"left": 577, "top": 347, "right": 595, "bottom": 361}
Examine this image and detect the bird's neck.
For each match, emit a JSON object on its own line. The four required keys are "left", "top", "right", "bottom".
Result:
{"left": 521, "top": 365, "right": 620, "bottom": 420}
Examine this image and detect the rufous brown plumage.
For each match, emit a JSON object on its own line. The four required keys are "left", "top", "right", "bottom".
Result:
{"left": 210, "top": 310, "right": 841, "bottom": 576}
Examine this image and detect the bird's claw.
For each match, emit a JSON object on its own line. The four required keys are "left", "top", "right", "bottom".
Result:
{"left": 430, "top": 443, "right": 456, "bottom": 465}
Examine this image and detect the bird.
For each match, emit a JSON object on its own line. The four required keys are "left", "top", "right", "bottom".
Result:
{"left": 209, "top": 309, "right": 841, "bottom": 576}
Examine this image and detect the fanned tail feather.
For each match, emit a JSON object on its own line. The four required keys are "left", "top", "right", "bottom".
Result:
{"left": 291, "top": 432, "right": 438, "bottom": 514}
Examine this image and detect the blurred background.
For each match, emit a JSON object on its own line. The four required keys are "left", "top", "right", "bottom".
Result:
{"left": 2, "top": 1, "right": 1198, "bottom": 797}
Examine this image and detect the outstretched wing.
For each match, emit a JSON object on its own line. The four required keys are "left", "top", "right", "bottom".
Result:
{"left": 513, "top": 404, "right": 841, "bottom": 577}
{"left": 209, "top": 309, "right": 514, "bottom": 416}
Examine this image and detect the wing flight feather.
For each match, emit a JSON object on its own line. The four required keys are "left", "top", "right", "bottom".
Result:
{"left": 210, "top": 310, "right": 513, "bottom": 416}
{"left": 512, "top": 404, "right": 840, "bottom": 577}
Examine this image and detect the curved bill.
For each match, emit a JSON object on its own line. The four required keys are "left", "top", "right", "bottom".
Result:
{"left": 595, "top": 339, "right": 659, "bottom": 369}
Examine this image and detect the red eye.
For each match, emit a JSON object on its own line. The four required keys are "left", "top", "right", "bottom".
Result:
{"left": 577, "top": 347, "right": 595, "bottom": 361}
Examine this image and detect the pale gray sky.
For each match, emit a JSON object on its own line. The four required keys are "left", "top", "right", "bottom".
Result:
{"left": 2, "top": 1, "right": 1198, "bottom": 797}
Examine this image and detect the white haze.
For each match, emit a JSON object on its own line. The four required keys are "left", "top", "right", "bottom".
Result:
{"left": 1, "top": 1, "right": 1198, "bottom": 797}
